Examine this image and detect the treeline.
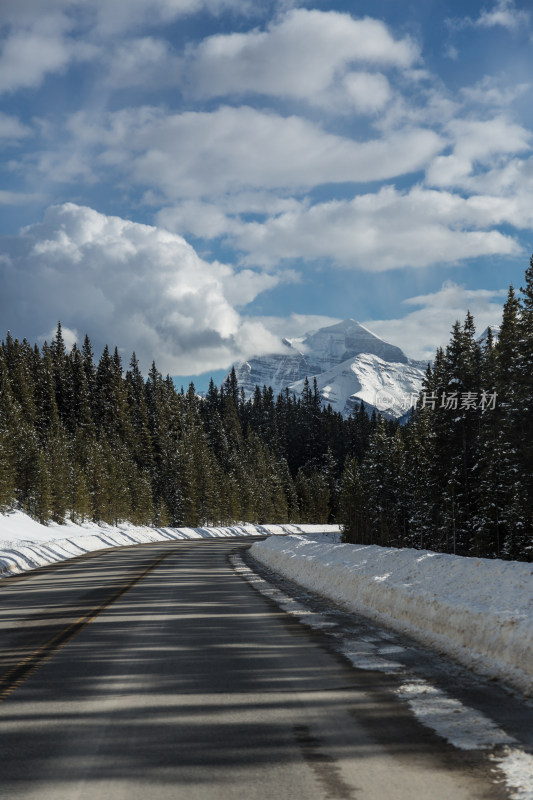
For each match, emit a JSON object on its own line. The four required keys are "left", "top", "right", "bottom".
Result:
{"left": 339, "top": 257, "right": 533, "bottom": 563}
{"left": 0, "top": 326, "right": 378, "bottom": 527}
{"left": 2, "top": 258, "right": 532, "bottom": 563}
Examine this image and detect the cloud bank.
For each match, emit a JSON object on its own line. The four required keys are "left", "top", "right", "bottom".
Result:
{"left": 0, "top": 1, "right": 530, "bottom": 379}
{"left": 0, "top": 203, "right": 288, "bottom": 374}
{"left": 366, "top": 282, "right": 507, "bottom": 361}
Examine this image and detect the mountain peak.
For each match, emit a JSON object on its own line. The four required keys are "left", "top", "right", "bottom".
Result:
{"left": 477, "top": 325, "right": 501, "bottom": 344}
{"left": 227, "top": 317, "right": 425, "bottom": 418}
{"left": 302, "top": 318, "right": 406, "bottom": 365}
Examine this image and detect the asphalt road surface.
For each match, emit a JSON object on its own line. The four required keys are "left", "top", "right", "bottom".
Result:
{"left": 0, "top": 539, "right": 519, "bottom": 799}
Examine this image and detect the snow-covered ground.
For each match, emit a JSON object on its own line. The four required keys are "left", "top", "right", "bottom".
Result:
{"left": 250, "top": 535, "right": 533, "bottom": 697}
{"left": 0, "top": 510, "right": 339, "bottom": 578}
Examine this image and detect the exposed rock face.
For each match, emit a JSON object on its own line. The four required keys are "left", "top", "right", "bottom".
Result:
{"left": 229, "top": 319, "right": 429, "bottom": 419}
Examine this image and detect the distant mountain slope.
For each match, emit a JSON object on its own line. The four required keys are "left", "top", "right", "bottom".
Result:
{"left": 230, "top": 319, "right": 429, "bottom": 419}
{"left": 477, "top": 325, "right": 501, "bottom": 344}
{"left": 289, "top": 352, "right": 427, "bottom": 419}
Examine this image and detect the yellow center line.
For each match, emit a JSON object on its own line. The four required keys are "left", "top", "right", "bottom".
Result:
{"left": 0, "top": 551, "right": 172, "bottom": 704}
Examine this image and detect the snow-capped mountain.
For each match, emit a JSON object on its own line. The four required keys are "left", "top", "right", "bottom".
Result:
{"left": 477, "top": 325, "right": 501, "bottom": 344}
{"left": 229, "top": 319, "right": 428, "bottom": 419}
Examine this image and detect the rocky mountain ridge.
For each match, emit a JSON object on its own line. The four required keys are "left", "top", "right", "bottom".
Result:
{"left": 229, "top": 319, "right": 429, "bottom": 419}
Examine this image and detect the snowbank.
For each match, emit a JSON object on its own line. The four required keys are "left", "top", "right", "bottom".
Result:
{"left": 250, "top": 536, "right": 533, "bottom": 695}
{"left": 0, "top": 510, "right": 339, "bottom": 579}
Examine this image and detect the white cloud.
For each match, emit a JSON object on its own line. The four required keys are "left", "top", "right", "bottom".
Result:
{"left": 186, "top": 9, "right": 417, "bottom": 109}
{"left": 255, "top": 313, "right": 343, "bottom": 341}
{"left": 447, "top": 0, "right": 530, "bottom": 32}
{"left": 208, "top": 185, "right": 522, "bottom": 270}
{"left": 236, "top": 291, "right": 508, "bottom": 365}
{"left": 425, "top": 150, "right": 533, "bottom": 238}
{"left": 374, "top": 86, "right": 461, "bottom": 135}
{"left": 2, "top": 1, "right": 530, "bottom": 303}
{"left": 158, "top": 201, "right": 239, "bottom": 239}
{"left": 39, "top": 100, "right": 529, "bottom": 276}
{"left": 0, "top": 0, "right": 250, "bottom": 95}
{"left": 447, "top": 116, "right": 530, "bottom": 162}
{"left": 23, "top": 149, "right": 97, "bottom": 186}
{"left": 453, "top": 154, "right": 533, "bottom": 207}
{"left": 0, "top": 0, "right": 252, "bottom": 31}
{"left": 156, "top": 193, "right": 304, "bottom": 238}
{"left": 103, "top": 37, "right": 182, "bottom": 89}
{"left": 86, "top": 0, "right": 254, "bottom": 36}
{"left": 40, "top": 324, "right": 79, "bottom": 350}
{"left": 426, "top": 116, "right": 531, "bottom": 187}
{"left": 0, "top": 112, "right": 32, "bottom": 140}
{"left": 63, "top": 105, "right": 443, "bottom": 197}
{"left": 0, "top": 13, "right": 98, "bottom": 94}
{"left": 0, "top": 17, "right": 73, "bottom": 94}
{"left": 0, "top": 190, "right": 43, "bottom": 205}
{"left": 222, "top": 268, "right": 291, "bottom": 307}
{"left": 476, "top": 0, "right": 530, "bottom": 30}
{"left": 365, "top": 282, "right": 507, "bottom": 361}
{"left": 0, "top": 203, "right": 291, "bottom": 374}
{"left": 444, "top": 44, "right": 459, "bottom": 60}
{"left": 338, "top": 72, "right": 392, "bottom": 114}
{"left": 0, "top": 5, "right": 413, "bottom": 111}
{"left": 460, "top": 77, "right": 530, "bottom": 107}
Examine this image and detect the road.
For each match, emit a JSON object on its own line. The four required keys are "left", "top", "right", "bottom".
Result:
{"left": 0, "top": 539, "right": 515, "bottom": 799}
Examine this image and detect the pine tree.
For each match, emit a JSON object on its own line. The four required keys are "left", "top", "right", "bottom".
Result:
{"left": 404, "top": 409, "right": 437, "bottom": 550}
{"left": 81, "top": 334, "right": 97, "bottom": 415}
{"left": 321, "top": 447, "right": 339, "bottom": 522}
{"left": 223, "top": 367, "right": 239, "bottom": 408}
{"left": 362, "top": 416, "right": 393, "bottom": 546}
{"left": 125, "top": 352, "right": 154, "bottom": 474}
{"left": 46, "top": 420, "right": 71, "bottom": 522}
{"left": 34, "top": 342, "right": 60, "bottom": 441}
{"left": 50, "top": 322, "right": 71, "bottom": 423}
{"left": 279, "top": 456, "right": 299, "bottom": 522}
{"left": 67, "top": 344, "right": 95, "bottom": 436}
{"left": 493, "top": 286, "right": 526, "bottom": 557}
{"left": 30, "top": 451, "right": 53, "bottom": 525}
{"left": 339, "top": 456, "right": 366, "bottom": 543}
{"left": 308, "top": 468, "right": 330, "bottom": 524}
{"left": 0, "top": 362, "right": 16, "bottom": 509}
{"left": 95, "top": 345, "right": 133, "bottom": 445}
{"left": 69, "top": 461, "right": 93, "bottom": 523}
{"left": 295, "top": 469, "right": 311, "bottom": 523}
{"left": 0, "top": 421, "right": 15, "bottom": 511}
{"left": 3, "top": 336, "right": 36, "bottom": 425}
{"left": 85, "top": 439, "right": 110, "bottom": 522}
{"left": 516, "top": 260, "right": 533, "bottom": 537}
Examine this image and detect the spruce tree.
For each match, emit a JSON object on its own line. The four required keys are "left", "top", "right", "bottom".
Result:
{"left": 69, "top": 461, "right": 93, "bottom": 523}
{"left": 0, "top": 421, "right": 15, "bottom": 511}
{"left": 46, "top": 420, "right": 71, "bottom": 522}
{"left": 339, "top": 456, "right": 366, "bottom": 543}
{"left": 404, "top": 409, "right": 437, "bottom": 550}
{"left": 517, "top": 260, "right": 533, "bottom": 536}
{"left": 50, "top": 322, "right": 71, "bottom": 423}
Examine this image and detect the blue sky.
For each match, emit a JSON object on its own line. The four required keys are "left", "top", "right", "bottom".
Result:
{"left": 1, "top": 0, "right": 532, "bottom": 389}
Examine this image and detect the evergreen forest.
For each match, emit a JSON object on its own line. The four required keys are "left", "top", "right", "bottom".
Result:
{"left": 0, "top": 324, "right": 368, "bottom": 530}
{"left": 1, "top": 258, "right": 533, "bottom": 563}
{"left": 340, "top": 258, "right": 533, "bottom": 563}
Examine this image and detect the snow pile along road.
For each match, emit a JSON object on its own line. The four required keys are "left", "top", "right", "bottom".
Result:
{"left": 0, "top": 510, "right": 339, "bottom": 579}
{"left": 250, "top": 535, "right": 533, "bottom": 695}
